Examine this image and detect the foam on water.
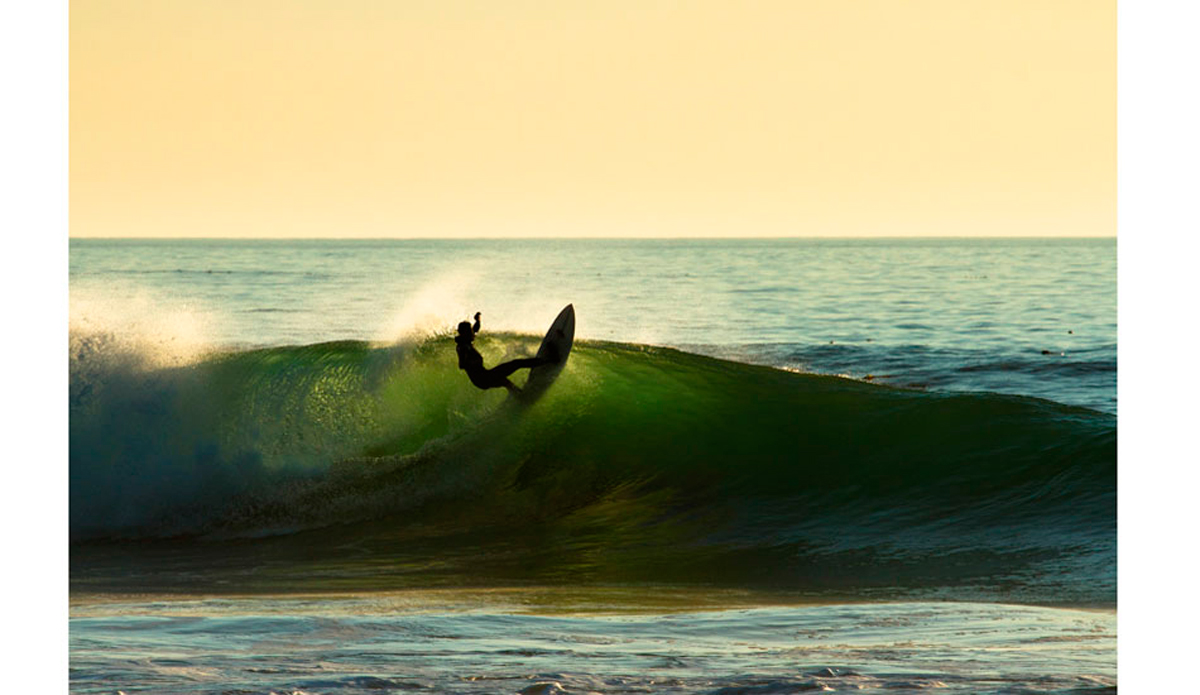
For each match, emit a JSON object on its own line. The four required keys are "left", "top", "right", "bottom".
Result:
{"left": 70, "top": 596, "right": 1116, "bottom": 695}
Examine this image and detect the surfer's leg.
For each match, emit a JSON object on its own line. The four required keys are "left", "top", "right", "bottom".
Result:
{"left": 489, "top": 357, "right": 545, "bottom": 380}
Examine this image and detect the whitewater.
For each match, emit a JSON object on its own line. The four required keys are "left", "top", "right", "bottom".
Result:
{"left": 69, "top": 238, "right": 1116, "bottom": 694}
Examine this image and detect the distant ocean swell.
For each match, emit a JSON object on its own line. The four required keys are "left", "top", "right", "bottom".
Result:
{"left": 684, "top": 342, "right": 1117, "bottom": 413}
{"left": 69, "top": 330, "right": 1115, "bottom": 600}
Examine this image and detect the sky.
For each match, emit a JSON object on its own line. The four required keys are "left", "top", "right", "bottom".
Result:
{"left": 70, "top": 0, "right": 1115, "bottom": 238}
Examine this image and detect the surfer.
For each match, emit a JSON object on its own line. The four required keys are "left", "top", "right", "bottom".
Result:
{"left": 455, "top": 312, "right": 550, "bottom": 393}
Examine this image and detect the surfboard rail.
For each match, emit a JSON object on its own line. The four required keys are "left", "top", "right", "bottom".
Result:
{"left": 516, "top": 304, "right": 575, "bottom": 403}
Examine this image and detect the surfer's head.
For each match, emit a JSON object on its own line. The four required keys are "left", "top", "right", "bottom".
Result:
{"left": 457, "top": 321, "right": 474, "bottom": 339}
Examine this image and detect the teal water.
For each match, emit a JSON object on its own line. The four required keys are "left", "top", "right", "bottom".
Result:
{"left": 70, "top": 238, "right": 1116, "bottom": 411}
{"left": 69, "top": 238, "right": 1117, "bottom": 694}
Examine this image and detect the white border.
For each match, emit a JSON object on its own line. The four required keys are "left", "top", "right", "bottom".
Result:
{"left": 1118, "top": 0, "right": 1200, "bottom": 688}
{"left": 1, "top": 0, "right": 68, "bottom": 689}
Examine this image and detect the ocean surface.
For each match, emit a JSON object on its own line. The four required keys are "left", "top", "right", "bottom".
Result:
{"left": 69, "top": 238, "right": 1116, "bottom": 694}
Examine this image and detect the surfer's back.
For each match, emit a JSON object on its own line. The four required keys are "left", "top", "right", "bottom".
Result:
{"left": 455, "top": 335, "right": 484, "bottom": 372}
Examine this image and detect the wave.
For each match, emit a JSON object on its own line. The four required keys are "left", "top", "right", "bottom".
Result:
{"left": 69, "top": 331, "right": 1116, "bottom": 600}
{"left": 684, "top": 342, "right": 1118, "bottom": 414}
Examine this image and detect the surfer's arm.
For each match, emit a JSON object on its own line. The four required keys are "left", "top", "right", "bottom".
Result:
{"left": 472, "top": 312, "right": 481, "bottom": 335}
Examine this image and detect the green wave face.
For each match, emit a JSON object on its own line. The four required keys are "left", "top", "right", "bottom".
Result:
{"left": 69, "top": 334, "right": 1116, "bottom": 600}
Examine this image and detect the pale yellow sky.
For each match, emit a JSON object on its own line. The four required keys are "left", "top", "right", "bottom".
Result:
{"left": 70, "top": 0, "right": 1114, "bottom": 238}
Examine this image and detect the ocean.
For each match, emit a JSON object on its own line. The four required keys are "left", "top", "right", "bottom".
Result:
{"left": 69, "top": 238, "right": 1116, "bottom": 694}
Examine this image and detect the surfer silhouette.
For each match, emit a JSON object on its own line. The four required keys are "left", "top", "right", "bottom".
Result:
{"left": 455, "top": 312, "right": 549, "bottom": 393}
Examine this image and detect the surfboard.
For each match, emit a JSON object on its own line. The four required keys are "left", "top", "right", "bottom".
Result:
{"left": 517, "top": 304, "right": 575, "bottom": 402}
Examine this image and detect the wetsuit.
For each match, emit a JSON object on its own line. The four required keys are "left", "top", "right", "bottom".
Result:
{"left": 455, "top": 316, "right": 545, "bottom": 390}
